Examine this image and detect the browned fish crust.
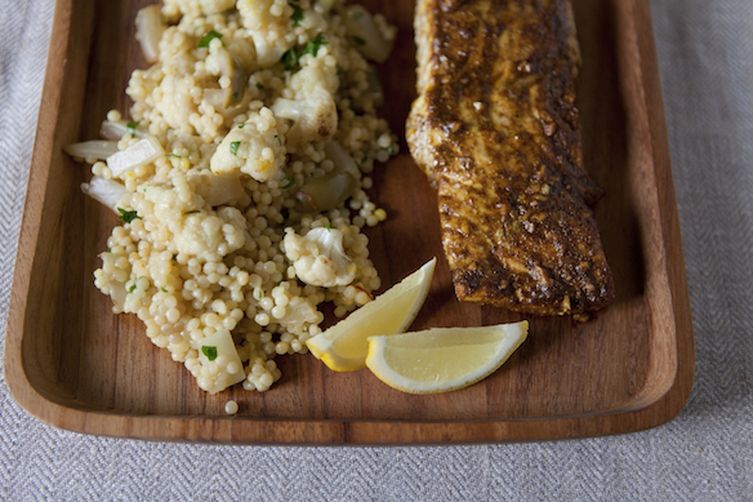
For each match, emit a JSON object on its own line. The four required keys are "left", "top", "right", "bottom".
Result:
{"left": 407, "top": 0, "right": 614, "bottom": 316}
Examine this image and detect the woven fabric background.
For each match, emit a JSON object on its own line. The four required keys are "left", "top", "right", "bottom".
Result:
{"left": 1, "top": 1, "right": 752, "bottom": 500}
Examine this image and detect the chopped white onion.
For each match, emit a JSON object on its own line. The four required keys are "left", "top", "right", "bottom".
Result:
{"left": 135, "top": 5, "right": 165, "bottom": 64}
{"left": 344, "top": 5, "right": 392, "bottom": 63}
{"left": 64, "top": 140, "right": 119, "bottom": 161}
{"left": 81, "top": 176, "right": 127, "bottom": 212}
{"left": 271, "top": 98, "right": 302, "bottom": 121}
{"left": 100, "top": 120, "right": 145, "bottom": 140}
{"left": 188, "top": 171, "right": 245, "bottom": 207}
{"left": 324, "top": 141, "right": 359, "bottom": 176}
{"left": 106, "top": 136, "right": 163, "bottom": 176}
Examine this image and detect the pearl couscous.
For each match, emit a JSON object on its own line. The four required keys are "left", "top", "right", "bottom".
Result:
{"left": 66, "top": 0, "right": 398, "bottom": 394}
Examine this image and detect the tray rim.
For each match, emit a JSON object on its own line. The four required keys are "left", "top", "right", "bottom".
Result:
{"left": 3, "top": 0, "right": 695, "bottom": 445}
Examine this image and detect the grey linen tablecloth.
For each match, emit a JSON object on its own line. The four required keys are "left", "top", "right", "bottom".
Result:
{"left": 1, "top": 1, "right": 752, "bottom": 500}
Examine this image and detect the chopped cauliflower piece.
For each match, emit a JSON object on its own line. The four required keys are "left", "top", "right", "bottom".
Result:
{"left": 273, "top": 59, "right": 339, "bottom": 146}
{"left": 283, "top": 227, "right": 356, "bottom": 287}
{"left": 278, "top": 297, "right": 320, "bottom": 330}
{"left": 162, "top": 0, "right": 234, "bottom": 19}
{"left": 131, "top": 174, "right": 247, "bottom": 262}
{"left": 174, "top": 207, "right": 246, "bottom": 261}
{"left": 237, "top": 0, "right": 292, "bottom": 66}
{"left": 199, "top": 0, "right": 234, "bottom": 14}
{"left": 210, "top": 107, "right": 286, "bottom": 182}
{"left": 291, "top": 58, "right": 339, "bottom": 96}
{"left": 195, "top": 328, "right": 246, "bottom": 394}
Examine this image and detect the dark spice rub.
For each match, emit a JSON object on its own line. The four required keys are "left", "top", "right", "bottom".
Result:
{"left": 406, "top": 0, "right": 614, "bottom": 315}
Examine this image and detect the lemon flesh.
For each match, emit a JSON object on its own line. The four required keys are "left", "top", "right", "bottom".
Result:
{"left": 365, "top": 321, "right": 528, "bottom": 394}
{"left": 306, "top": 257, "right": 437, "bottom": 372}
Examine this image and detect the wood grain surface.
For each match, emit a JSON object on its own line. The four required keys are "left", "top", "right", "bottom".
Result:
{"left": 4, "top": 0, "right": 694, "bottom": 444}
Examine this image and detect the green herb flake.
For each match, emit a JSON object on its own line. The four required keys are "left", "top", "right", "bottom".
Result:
{"left": 237, "top": 123, "right": 245, "bottom": 129}
{"left": 126, "top": 120, "right": 140, "bottom": 136}
{"left": 197, "top": 30, "right": 223, "bottom": 49}
{"left": 117, "top": 207, "right": 139, "bottom": 224}
{"left": 303, "top": 34, "right": 327, "bottom": 57}
{"left": 128, "top": 283, "right": 137, "bottom": 293}
{"left": 289, "top": 1, "right": 304, "bottom": 26}
{"left": 201, "top": 345, "right": 218, "bottom": 361}
{"left": 229, "top": 141, "right": 241, "bottom": 156}
{"left": 352, "top": 36, "right": 366, "bottom": 46}
{"left": 168, "top": 152, "right": 183, "bottom": 159}
{"left": 281, "top": 48, "right": 300, "bottom": 71}
{"left": 325, "top": 223, "right": 332, "bottom": 230}
{"left": 160, "top": 287, "right": 168, "bottom": 293}
{"left": 280, "top": 176, "right": 294, "bottom": 189}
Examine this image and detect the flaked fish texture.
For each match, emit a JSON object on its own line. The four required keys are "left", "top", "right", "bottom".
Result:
{"left": 407, "top": 0, "right": 614, "bottom": 316}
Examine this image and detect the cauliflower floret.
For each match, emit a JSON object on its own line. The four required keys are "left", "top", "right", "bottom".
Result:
{"left": 130, "top": 172, "right": 247, "bottom": 261}
{"left": 153, "top": 74, "right": 199, "bottom": 133}
{"left": 278, "top": 297, "right": 320, "bottom": 330}
{"left": 273, "top": 58, "right": 339, "bottom": 146}
{"left": 198, "top": 0, "right": 234, "bottom": 14}
{"left": 283, "top": 227, "right": 356, "bottom": 287}
{"left": 162, "top": 0, "right": 234, "bottom": 20}
{"left": 210, "top": 107, "right": 286, "bottom": 182}
{"left": 174, "top": 207, "right": 246, "bottom": 261}
{"left": 237, "top": 0, "right": 293, "bottom": 66}
{"left": 291, "top": 57, "right": 339, "bottom": 95}
{"left": 194, "top": 328, "right": 247, "bottom": 394}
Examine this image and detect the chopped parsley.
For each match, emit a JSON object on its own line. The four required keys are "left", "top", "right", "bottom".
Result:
{"left": 197, "top": 30, "right": 223, "bottom": 48}
{"left": 128, "top": 283, "right": 137, "bottom": 293}
{"left": 117, "top": 207, "right": 139, "bottom": 224}
{"left": 281, "top": 48, "right": 300, "bottom": 71}
{"left": 280, "top": 176, "right": 294, "bottom": 189}
{"left": 160, "top": 287, "right": 168, "bottom": 293}
{"left": 289, "top": 1, "right": 304, "bottom": 26}
{"left": 229, "top": 141, "right": 241, "bottom": 156}
{"left": 237, "top": 123, "right": 245, "bottom": 129}
{"left": 303, "top": 34, "right": 327, "bottom": 57}
{"left": 352, "top": 36, "right": 366, "bottom": 46}
{"left": 201, "top": 345, "right": 218, "bottom": 361}
{"left": 280, "top": 34, "right": 327, "bottom": 71}
{"left": 167, "top": 152, "right": 183, "bottom": 159}
{"left": 324, "top": 222, "right": 332, "bottom": 230}
{"left": 126, "top": 120, "right": 140, "bottom": 136}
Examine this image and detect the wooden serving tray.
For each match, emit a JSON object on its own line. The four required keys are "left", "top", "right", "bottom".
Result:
{"left": 5, "top": 0, "right": 694, "bottom": 444}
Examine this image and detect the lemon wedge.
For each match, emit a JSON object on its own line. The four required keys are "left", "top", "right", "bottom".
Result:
{"left": 306, "top": 257, "right": 437, "bottom": 372}
{"left": 365, "top": 321, "right": 528, "bottom": 394}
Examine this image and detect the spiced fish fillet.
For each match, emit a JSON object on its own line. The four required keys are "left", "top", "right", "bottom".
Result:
{"left": 407, "top": 0, "right": 614, "bottom": 315}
